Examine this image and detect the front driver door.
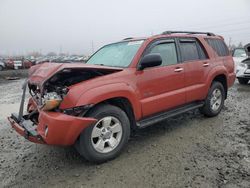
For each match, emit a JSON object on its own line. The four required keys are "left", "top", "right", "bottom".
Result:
{"left": 136, "top": 39, "right": 186, "bottom": 118}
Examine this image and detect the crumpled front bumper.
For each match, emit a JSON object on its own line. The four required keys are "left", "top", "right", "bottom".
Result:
{"left": 8, "top": 114, "right": 44, "bottom": 144}
{"left": 7, "top": 80, "right": 97, "bottom": 146}
{"left": 8, "top": 112, "right": 97, "bottom": 146}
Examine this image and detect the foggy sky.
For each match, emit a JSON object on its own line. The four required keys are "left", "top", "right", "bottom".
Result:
{"left": 0, "top": 0, "right": 250, "bottom": 56}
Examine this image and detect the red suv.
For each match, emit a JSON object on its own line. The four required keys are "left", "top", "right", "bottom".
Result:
{"left": 8, "top": 31, "right": 235, "bottom": 163}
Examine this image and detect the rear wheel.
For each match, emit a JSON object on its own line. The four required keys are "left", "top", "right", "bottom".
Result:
{"left": 0, "top": 65, "right": 3, "bottom": 71}
{"left": 238, "top": 78, "right": 249, "bottom": 85}
{"left": 76, "top": 104, "right": 130, "bottom": 163}
{"left": 200, "top": 82, "right": 225, "bottom": 117}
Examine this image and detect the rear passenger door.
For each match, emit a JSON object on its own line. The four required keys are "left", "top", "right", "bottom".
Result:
{"left": 136, "top": 39, "right": 186, "bottom": 117}
{"left": 178, "top": 38, "right": 210, "bottom": 103}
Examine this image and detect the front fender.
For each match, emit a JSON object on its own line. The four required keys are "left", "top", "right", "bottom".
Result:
{"left": 75, "top": 83, "right": 142, "bottom": 120}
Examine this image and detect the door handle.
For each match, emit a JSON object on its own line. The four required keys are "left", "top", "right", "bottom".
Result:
{"left": 203, "top": 62, "right": 210, "bottom": 67}
{"left": 174, "top": 67, "right": 184, "bottom": 72}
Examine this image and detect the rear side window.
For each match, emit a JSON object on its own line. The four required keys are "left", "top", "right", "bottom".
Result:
{"left": 205, "top": 38, "right": 229, "bottom": 57}
{"left": 179, "top": 40, "right": 200, "bottom": 61}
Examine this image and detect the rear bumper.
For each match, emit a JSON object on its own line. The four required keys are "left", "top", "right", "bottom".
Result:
{"left": 8, "top": 111, "right": 97, "bottom": 146}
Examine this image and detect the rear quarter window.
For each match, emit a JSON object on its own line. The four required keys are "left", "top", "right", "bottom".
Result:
{"left": 205, "top": 38, "right": 229, "bottom": 57}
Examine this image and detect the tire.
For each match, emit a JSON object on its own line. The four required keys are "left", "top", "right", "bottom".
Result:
{"left": 200, "top": 81, "right": 225, "bottom": 117}
{"left": 238, "top": 78, "right": 249, "bottom": 85}
{"left": 76, "top": 104, "right": 130, "bottom": 163}
{"left": 0, "top": 65, "right": 3, "bottom": 71}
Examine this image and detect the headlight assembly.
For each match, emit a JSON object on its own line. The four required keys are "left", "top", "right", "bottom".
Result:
{"left": 239, "top": 63, "right": 247, "bottom": 69}
{"left": 42, "top": 92, "right": 62, "bottom": 111}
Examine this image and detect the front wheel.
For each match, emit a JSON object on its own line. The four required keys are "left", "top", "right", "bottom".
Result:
{"left": 200, "top": 82, "right": 225, "bottom": 117}
{"left": 76, "top": 104, "right": 130, "bottom": 163}
{"left": 238, "top": 78, "right": 249, "bottom": 85}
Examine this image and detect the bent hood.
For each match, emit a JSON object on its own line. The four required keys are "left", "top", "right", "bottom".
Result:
{"left": 233, "top": 57, "right": 248, "bottom": 66}
{"left": 28, "top": 62, "right": 123, "bottom": 86}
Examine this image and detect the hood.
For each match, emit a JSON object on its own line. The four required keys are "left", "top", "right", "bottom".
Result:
{"left": 28, "top": 62, "right": 123, "bottom": 86}
{"left": 242, "top": 57, "right": 250, "bottom": 65}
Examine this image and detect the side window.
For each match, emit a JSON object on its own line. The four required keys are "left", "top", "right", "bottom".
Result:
{"left": 206, "top": 39, "right": 229, "bottom": 56}
{"left": 179, "top": 41, "right": 200, "bottom": 61}
{"left": 148, "top": 42, "right": 178, "bottom": 66}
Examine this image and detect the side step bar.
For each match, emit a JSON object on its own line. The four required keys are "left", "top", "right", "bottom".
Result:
{"left": 137, "top": 102, "right": 204, "bottom": 129}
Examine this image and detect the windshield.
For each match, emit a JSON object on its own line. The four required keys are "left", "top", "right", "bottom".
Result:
{"left": 233, "top": 48, "right": 247, "bottom": 57}
{"left": 86, "top": 40, "right": 144, "bottom": 67}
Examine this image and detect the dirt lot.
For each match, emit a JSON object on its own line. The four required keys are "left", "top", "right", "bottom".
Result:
{"left": 0, "top": 78, "right": 249, "bottom": 188}
{"left": 0, "top": 69, "right": 28, "bottom": 81}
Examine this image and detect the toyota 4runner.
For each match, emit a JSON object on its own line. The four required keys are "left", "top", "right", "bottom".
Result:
{"left": 8, "top": 31, "right": 235, "bottom": 163}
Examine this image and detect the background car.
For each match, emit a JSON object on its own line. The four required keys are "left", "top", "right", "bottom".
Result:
{"left": 232, "top": 46, "right": 250, "bottom": 84}
{"left": 0, "top": 60, "right": 5, "bottom": 71}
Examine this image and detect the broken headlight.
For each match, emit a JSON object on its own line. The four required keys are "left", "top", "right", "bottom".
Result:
{"left": 42, "top": 92, "right": 62, "bottom": 111}
{"left": 239, "top": 62, "right": 247, "bottom": 69}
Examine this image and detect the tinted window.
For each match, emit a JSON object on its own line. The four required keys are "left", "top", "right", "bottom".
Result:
{"left": 148, "top": 42, "right": 178, "bottom": 66}
{"left": 179, "top": 41, "right": 200, "bottom": 61}
{"left": 197, "top": 42, "right": 208, "bottom": 60}
{"left": 206, "top": 39, "right": 229, "bottom": 57}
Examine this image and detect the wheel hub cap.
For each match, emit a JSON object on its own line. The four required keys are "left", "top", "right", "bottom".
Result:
{"left": 210, "top": 88, "right": 222, "bottom": 111}
{"left": 102, "top": 129, "right": 112, "bottom": 139}
{"left": 91, "top": 116, "right": 123, "bottom": 153}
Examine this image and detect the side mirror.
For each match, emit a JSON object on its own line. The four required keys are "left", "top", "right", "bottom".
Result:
{"left": 138, "top": 53, "right": 162, "bottom": 70}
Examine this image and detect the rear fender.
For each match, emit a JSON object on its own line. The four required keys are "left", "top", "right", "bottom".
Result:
{"left": 204, "top": 66, "right": 228, "bottom": 97}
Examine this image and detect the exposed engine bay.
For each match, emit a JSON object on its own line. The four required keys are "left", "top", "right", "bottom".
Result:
{"left": 28, "top": 68, "right": 121, "bottom": 110}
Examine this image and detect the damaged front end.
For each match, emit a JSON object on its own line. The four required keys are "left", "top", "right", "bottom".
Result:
{"left": 8, "top": 80, "right": 44, "bottom": 144}
{"left": 8, "top": 64, "right": 121, "bottom": 145}
{"left": 236, "top": 58, "right": 250, "bottom": 78}
{"left": 8, "top": 79, "right": 97, "bottom": 145}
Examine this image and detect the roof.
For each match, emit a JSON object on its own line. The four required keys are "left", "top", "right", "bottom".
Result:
{"left": 122, "top": 31, "right": 221, "bottom": 42}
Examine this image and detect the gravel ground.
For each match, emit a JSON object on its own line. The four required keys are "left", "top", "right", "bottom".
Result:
{"left": 0, "top": 69, "right": 28, "bottom": 80}
{"left": 0, "top": 79, "right": 249, "bottom": 188}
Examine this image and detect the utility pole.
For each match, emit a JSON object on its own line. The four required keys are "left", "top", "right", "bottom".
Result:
{"left": 91, "top": 40, "right": 94, "bottom": 54}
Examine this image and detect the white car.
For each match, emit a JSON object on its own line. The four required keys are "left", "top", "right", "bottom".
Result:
{"left": 233, "top": 48, "right": 250, "bottom": 84}
{"left": 13, "top": 60, "right": 22, "bottom": 69}
{"left": 0, "top": 60, "right": 5, "bottom": 71}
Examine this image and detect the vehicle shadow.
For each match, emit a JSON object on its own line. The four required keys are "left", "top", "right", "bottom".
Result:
{"left": 10, "top": 109, "right": 213, "bottom": 187}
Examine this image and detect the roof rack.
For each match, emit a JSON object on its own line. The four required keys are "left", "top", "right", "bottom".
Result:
{"left": 162, "top": 31, "right": 215, "bottom": 36}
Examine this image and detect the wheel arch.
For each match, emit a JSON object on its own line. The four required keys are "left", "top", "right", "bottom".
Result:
{"left": 88, "top": 97, "right": 137, "bottom": 130}
{"left": 75, "top": 83, "right": 142, "bottom": 122}
{"left": 211, "top": 74, "right": 228, "bottom": 99}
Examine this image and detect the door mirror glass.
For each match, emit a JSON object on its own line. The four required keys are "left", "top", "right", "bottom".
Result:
{"left": 138, "top": 53, "right": 162, "bottom": 70}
